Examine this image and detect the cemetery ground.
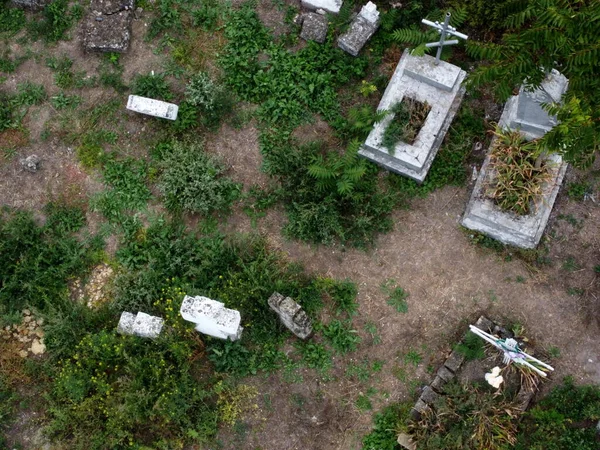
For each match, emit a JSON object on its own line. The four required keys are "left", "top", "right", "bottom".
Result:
{"left": 1, "top": 0, "right": 600, "bottom": 449}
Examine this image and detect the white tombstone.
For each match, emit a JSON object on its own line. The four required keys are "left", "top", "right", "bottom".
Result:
{"left": 301, "top": 0, "right": 342, "bottom": 14}
{"left": 180, "top": 295, "right": 243, "bottom": 341}
{"left": 126, "top": 95, "right": 179, "bottom": 120}
{"left": 117, "top": 311, "right": 164, "bottom": 338}
{"left": 338, "top": 2, "right": 381, "bottom": 56}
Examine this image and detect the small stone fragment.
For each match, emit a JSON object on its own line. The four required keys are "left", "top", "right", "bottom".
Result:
{"left": 397, "top": 433, "right": 417, "bottom": 450}
{"left": 420, "top": 385, "right": 440, "bottom": 405}
{"left": 444, "top": 350, "right": 466, "bottom": 373}
{"left": 19, "top": 350, "right": 29, "bottom": 358}
{"left": 268, "top": 292, "right": 313, "bottom": 339}
{"left": 30, "top": 339, "right": 46, "bottom": 355}
{"left": 23, "top": 309, "right": 31, "bottom": 316}
{"left": 20, "top": 155, "right": 41, "bottom": 172}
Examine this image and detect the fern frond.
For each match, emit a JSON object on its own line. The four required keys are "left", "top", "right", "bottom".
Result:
{"left": 391, "top": 26, "right": 429, "bottom": 45}
{"left": 308, "top": 161, "right": 335, "bottom": 180}
{"left": 449, "top": 7, "right": 468, "bottom": 27}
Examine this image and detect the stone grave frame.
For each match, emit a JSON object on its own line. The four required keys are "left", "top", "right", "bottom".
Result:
{"left": 461, "top": 71, "right": 568, "bottom": 249}
{"left": 359, "top": 49, "right": 466, "bottom": 183}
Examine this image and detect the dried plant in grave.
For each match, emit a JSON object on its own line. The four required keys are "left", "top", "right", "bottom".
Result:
{"left": 485, "top": 128, "right": 554, "bottom": 215}
{"left": 382, "top": 97, "right": 431, "bottom": 151}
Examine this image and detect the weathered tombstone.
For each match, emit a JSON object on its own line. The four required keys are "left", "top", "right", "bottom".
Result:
{"left": 461, "top": 70, "right": 569, "bottom": 248}
{"left": 180, "top": 295, "right": 243, "bottom": 341}
{"left": 301, "top": 0, "right": 342, "bottom": 14}
{"left": 299, "top": 12, "right": 328, "bottom": 43}
{"left": 117, "top": 311, "right": 164, "bottom": 338}
{"left": 83, "top": 0, "right": 135, "bottom": 53}
{"left": 267, "top": 292, "right": 313, "bottom": 339}
{"left": 338, "top": 2, "right": 380, "bottom": 56}
{"left": 360, "top": 13, "right": 467, "bottom": 183}
{"left": 20, "top": 155, "right": 40, "bottom": 172}
{"left": 126, "top": 95, "right": 179, "bottom": 121}
{"left": 397, "top": 433, "right": 417, "bottom": 450}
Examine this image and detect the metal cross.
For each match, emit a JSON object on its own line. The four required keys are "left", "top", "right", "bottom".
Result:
{"left": 422, "top": 12, "right": 468, "bottom": 65}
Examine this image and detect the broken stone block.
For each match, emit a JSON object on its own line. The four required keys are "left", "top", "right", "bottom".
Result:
{"left": 420, "top": 385, "right": 440, "bottom": 405}
{"left": 474, "top": 315, "right": 493, "bottom": 332}
{"left": 436, "top": 365, "right": 455, "bottom": 382}
{"left": 299, "top": 13, "right": 328, "bottom": 43}
{"left": 410, "top": 398, "right": 430, "bottom": 421}
{"left": 127, "top": 95, "right": 179, "bottom": 121}
{"left": 397, "top": 433, "right": 417, "bottom": 450}
{"left": 30, "top": 339, "right": 46, "bottom": 355}
{"left": 133, "top": 312, "right": 164, "bottom": 338}
{"left": 338, "top": 2, "right": 380, "bottom": 56}
{"left": 430, "top": 375, "right": 446, "bottom": 392}
{"left": 301, "top": 0, "right": 342, "bottom": 14}
{"left": 444, "top": 349, "right": 466, "bottom": 373}
{"left": 83, "top": 0, "right": 135, "bottom": 53}
{"left": 268, "top": 292, "right": 313, "bottom": 339}
{"left": 117, "top": 311, "right": 136, "bottom": 335}
{"left": 180, "top": 295, "right": 243, "bottom": 341}
{"left": 11, "top": 0, "right": 50, "bottom": 9}
{"left": 117, "top": 311, "right": 164, "bottom": 338}
{"left": 20, "top": 155, "right": 40, "bottom": 172}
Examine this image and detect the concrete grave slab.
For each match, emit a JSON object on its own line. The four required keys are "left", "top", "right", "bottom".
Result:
{"left": 299, "top": 13, "right": 328, "bottom": 43}
{"left": 338, "top": 2, "right": 380, "bottom": 56}
{"left": 180, "top": 295, "right": 242, "bottom": 341}
{"left": 461, "top": 95, "right": 568, "bottom": 249}
{"left": 127, "top": 95, "right": 179, "bottom": 121}
{"left": 359, "top": 49, "right": 466, "bottom": 183}
{"left": 301, "top": 0, "right": 342, "bottom": 14}
{"left": 83, "top": 0, "right": 135, "bottom": 53}
{"left": 268, "top": 292, "right": 313, "bottom": 339}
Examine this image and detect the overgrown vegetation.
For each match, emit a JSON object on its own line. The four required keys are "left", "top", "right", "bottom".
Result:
{"left": 485, "top": 128, "right": 553, "bottom": 215}
{"left": 383, "top": 98, "right": 431, "bottom": 150}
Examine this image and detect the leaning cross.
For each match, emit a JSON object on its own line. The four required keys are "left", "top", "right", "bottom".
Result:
{"left": 421, "top": 12, "right": 468, "bottom": 65}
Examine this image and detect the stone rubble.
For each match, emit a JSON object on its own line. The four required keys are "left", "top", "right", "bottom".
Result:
{"left": 10, "top": 0, "right": 50, "bottom": 9}
{"left": 301, "top": 0, "right": 342, "bottom": 14}
{"left": 20, "top": 155, "right": 41, "bottom": 172}
{"left": 338, "top": 2, "right": 381, "bottom": 56}
{"left": 117, "top": 311, "right": 164, "bottom": 338}
{"left": 180, "top": 295, "right": 243, "bottom": 341}
{"left": 70, "top": 263, "right": 115, "bottom": 309}
{"left": 267, "top": 292, "right": 313, "bottom": 339}
{"left": 0, "top": 309, "right": 46, "bottom": 357}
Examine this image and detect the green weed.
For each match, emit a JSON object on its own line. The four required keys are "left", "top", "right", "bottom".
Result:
{"left": 381, "top": 279, "right": 409, "bottom": 313}
{"left": 455, "top": 331, "right": 485, "bottom": 360}
{"left": 131, "top": 72, "right": 173, "bottom": 101}
{"left": 322, "top": 319, "right": 361, "bottom": 354}
{"left": 15, "top": 81, "right": 46, "bottom": 106}
{"left": 404, "top": 349, "right": 422, "bottom": 366}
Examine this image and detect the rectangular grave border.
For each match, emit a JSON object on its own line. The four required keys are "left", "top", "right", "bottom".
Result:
{"left": 360, "top": 49, "right": 466, "bottom": 183}
{"left": 409, "top": 315, "right": 538, "bottom": 422}
{"left": 461, "top": 97, "right": 567, "bottom": 249}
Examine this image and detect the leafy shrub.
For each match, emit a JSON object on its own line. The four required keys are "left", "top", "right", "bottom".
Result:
{"left": 147, "top": 0, "right": 182, "bottom": 39}
{"left": 0, "top": 207, "right": 102, "bottom": 315}
{"left": 0, "top": 95, "right": 17, "bottom": 132}
{"left": 15, "top": 81, "right": 46, "bottom": 106}
{"left": 130, "top": 72, "right": 173, "bottom": 101}
{"left": 192, "top": 0, "right": 220, "bottom": 30}
{"left": 514, "top": 377, "right": 600, "bottom": 450}
{"left": 185, "top": 72, "right": 217, "bottom": 110}
{"left": 93, "top": 156, "right": 151, "bottom": 223}
{"left": 362, "top": 403, "right": 411, "bottom": 450}
{"left": 171, "top": 101, "right": 198, "bottom": 131}
{"left": 322, "top": 319, "right": 361, "bottom": 354}
{"left": 0, "top": 3, "right": 26, "bottom": 36}
{"left": 159, "top": 140, "right": 241, "bottom": 215}
{"left": 47, "top": 330, "right": 219, "bottom": 449}
{"left": 30, "top": 0, "right": 82, "bottom": 42}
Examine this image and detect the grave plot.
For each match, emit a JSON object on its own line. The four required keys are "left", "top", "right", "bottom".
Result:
{"left": 461, "top": 71, "right": 568, "bottom": 248}
{"left": 398, "top": 316, "right": 552, "bottom": 450}
{"left": 360, "top": 49, "right": 466, "bottom": 183}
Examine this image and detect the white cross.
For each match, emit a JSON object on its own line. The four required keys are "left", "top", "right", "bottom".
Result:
{"left": 422, "top": 12, "right": 468, "bottom": 65}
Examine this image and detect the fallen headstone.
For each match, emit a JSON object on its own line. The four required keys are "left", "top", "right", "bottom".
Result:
{"left": 338, "top": 2, "right": 380, "bottom": 56}
{"left": 127, "top": 95, "right": 179, "bottom": 121}
{"left": 397, "top": 433, "right": 417, "bottom": 450}
{"left": 83, "top": 0, "right": 135, "bottom": 53}
{"left": 180, "top": 295, "right": 243, "bottom": 341}
{"left": 117, "top": 311, "right": 164, "bottom": 338}
{"left": 301, "top": 0, "right": 342, "bottom": 14}
{"left": 268, "top": 292, "right": 313, "bottom": 339}
{"left": 299, "top": 13, "right": 328, "bottom": 43}
{"left": 20, "top": 155, "right": 40, "bottom": 172}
